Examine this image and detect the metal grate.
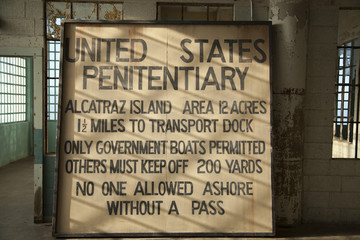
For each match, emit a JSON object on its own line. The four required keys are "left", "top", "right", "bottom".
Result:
{"left": 47, "top": 40, "right": 60, "bottom": 120}
{"left": 0, "top": 57, "right": 27, "bottom": 124}
{"left": 334, "top": 40, "right": 359, "bottom": 157}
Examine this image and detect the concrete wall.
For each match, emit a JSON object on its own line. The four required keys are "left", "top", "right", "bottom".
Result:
{"left": 338, "top": 10, "right": 360, "bottom": 45}
{"left": 303, "top": 1, "right": 360, "bottom": 224}
{"left": 0, "top": 0, "right": 44, "bottom": 48}
{"left": 269, "top": 0, "right": 308, "bottom": 225}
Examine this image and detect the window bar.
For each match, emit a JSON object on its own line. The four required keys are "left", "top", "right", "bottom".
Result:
{"left": 338, "top": 46, "right": 360, "bottom": 49}
{"left": 336, "top": 49, "right": 341, "bottom": 136}
{"left": 349, "top": 43, "right": 354, "bottom": 143}
{"left": 344, "top": 46, "right": 350, "bottom": 141}
{"left": 341, "top": 52, "right": 345, "bottom": 140}
{"left": 355, "top": 73, "right": 360, "bottom": 158}
{"left": 0, "top": 57, "right": 27, "bottom": 124}
{"left": 354, "top": 44, "right": 360, "bottom": 158}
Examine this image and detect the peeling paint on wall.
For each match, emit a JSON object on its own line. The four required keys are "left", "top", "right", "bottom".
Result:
{"left": 34, "top": 162, "right": 43, "bottom": 223}
{"left": 46, "top": 2, "right": 71, "bottom": 40}
{"left": 270, "top": 0, "right": 308, "bottom": 30}
{"left": 269, "top": 7, "right": 308, "bottom": 227}
{"left": 46, "top": 2, "right": 123, "bottom": 39}
{"left": 100, "top": 4, "right": 122, "bottom": 20}
{"left": 34, "top": 186, "right": 43, "bottom": 222}
{"left": 270, "top": 1, "right": 308, "bottom": 92}
{"left": 273, "top": 101, "right": 304, "bottom": 157}
{"left": 272, "top": 91, "right": 304, "bottom": 225}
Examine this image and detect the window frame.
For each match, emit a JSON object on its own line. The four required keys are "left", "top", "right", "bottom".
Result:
{"left": 0, "top": 57, "right": 29, "bottom": 124}
{"left": 156, "top": 2, "right": 234, "bottom": 21}
{"left": 333, "top": 40, "right": 360, "bottom": 158}
{"left": 45, "top": 1, "right": 123, "bottom": 153}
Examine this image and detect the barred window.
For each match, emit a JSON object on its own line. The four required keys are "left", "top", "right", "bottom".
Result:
{"left": 47, "top": 40, "right": 60, "bottom": 121}
{"left": 0, "top": 57, "right": 27, "bottom": 124}
{"left": 333, "top": 40, "right": 360, "bottom": 158}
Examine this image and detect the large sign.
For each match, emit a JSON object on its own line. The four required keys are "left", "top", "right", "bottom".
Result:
{"left": 53, "top": 21, "right": 273, "bottom": 237}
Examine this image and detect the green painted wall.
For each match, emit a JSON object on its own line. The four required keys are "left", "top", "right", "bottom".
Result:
{"left": 0, "top": 57, "right": 34, "bottom": 167}
{"left": 43, "top": 155, "right": 55, "bottom": 223}
{"left": 47, "top": 120, "right": 57, "bottom": 153}
{"left": 0, "top": 122, "right": 33, "bottom": 167}
{"left": 45, "top": 121, "right": 57, "bottom": 221}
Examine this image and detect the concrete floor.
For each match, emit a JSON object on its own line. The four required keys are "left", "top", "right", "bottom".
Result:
{"left": 1, "top": 156, "right": 360, "bottom": 240}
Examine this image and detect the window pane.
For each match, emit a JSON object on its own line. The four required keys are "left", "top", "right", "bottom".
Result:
{"left": 47, "top": 40, "right": 60, "bottom": 120}
{"left": 158, "top": 4, "right": 233, "bottom": 21}
{"left": 46, "top": 2, "right": 71, "bottom": 40}
{"left": 73, "top": 3, "right": 97, "bottom": 20}
{"left": 345, "top": 75, "right": 350, "bottom": 83}
{"left": 339, "top": 58, "right": 343, "bottom": 67}
{"left": 158, "top": 5, "right": 182, "bottom": 20}
{"left": 338, "top": 48, "right": 344, "bottom": 58}
{"left": 99, "top": 3, "right": 123, "bottom": 20}
{"left": 345, "top": 68, "right": 350, "bottom": 75}
{"left": 346, "top": 56, "right": 351, "bottom": 66}
{"left": 209, "top": 6, "right": 233, "bottom": 21}
{"left": 183, "top": 6, "right": 208, "bottom": 20}
{"left": 0, "top": 57, "right": 27, "bottom": 124}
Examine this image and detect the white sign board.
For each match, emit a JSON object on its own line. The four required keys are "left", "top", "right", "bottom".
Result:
{"left": 53, "top": 21, "right": 273, "bottom": 237}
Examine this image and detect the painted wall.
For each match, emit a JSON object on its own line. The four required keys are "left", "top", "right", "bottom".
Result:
{"left": 0, "top": 122, "right": 32, "bottom": 167}
{"left": 269, "top": 0, "right": 308, "bottom": 225}
{"left": 0, "top": 57, "right": 34, "bottom": 167}
{"left": 43, "top": 155, "right": 55, "bottom": 223}
{"left": 47, "top": 121, "right": 57, "bottom": 153}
